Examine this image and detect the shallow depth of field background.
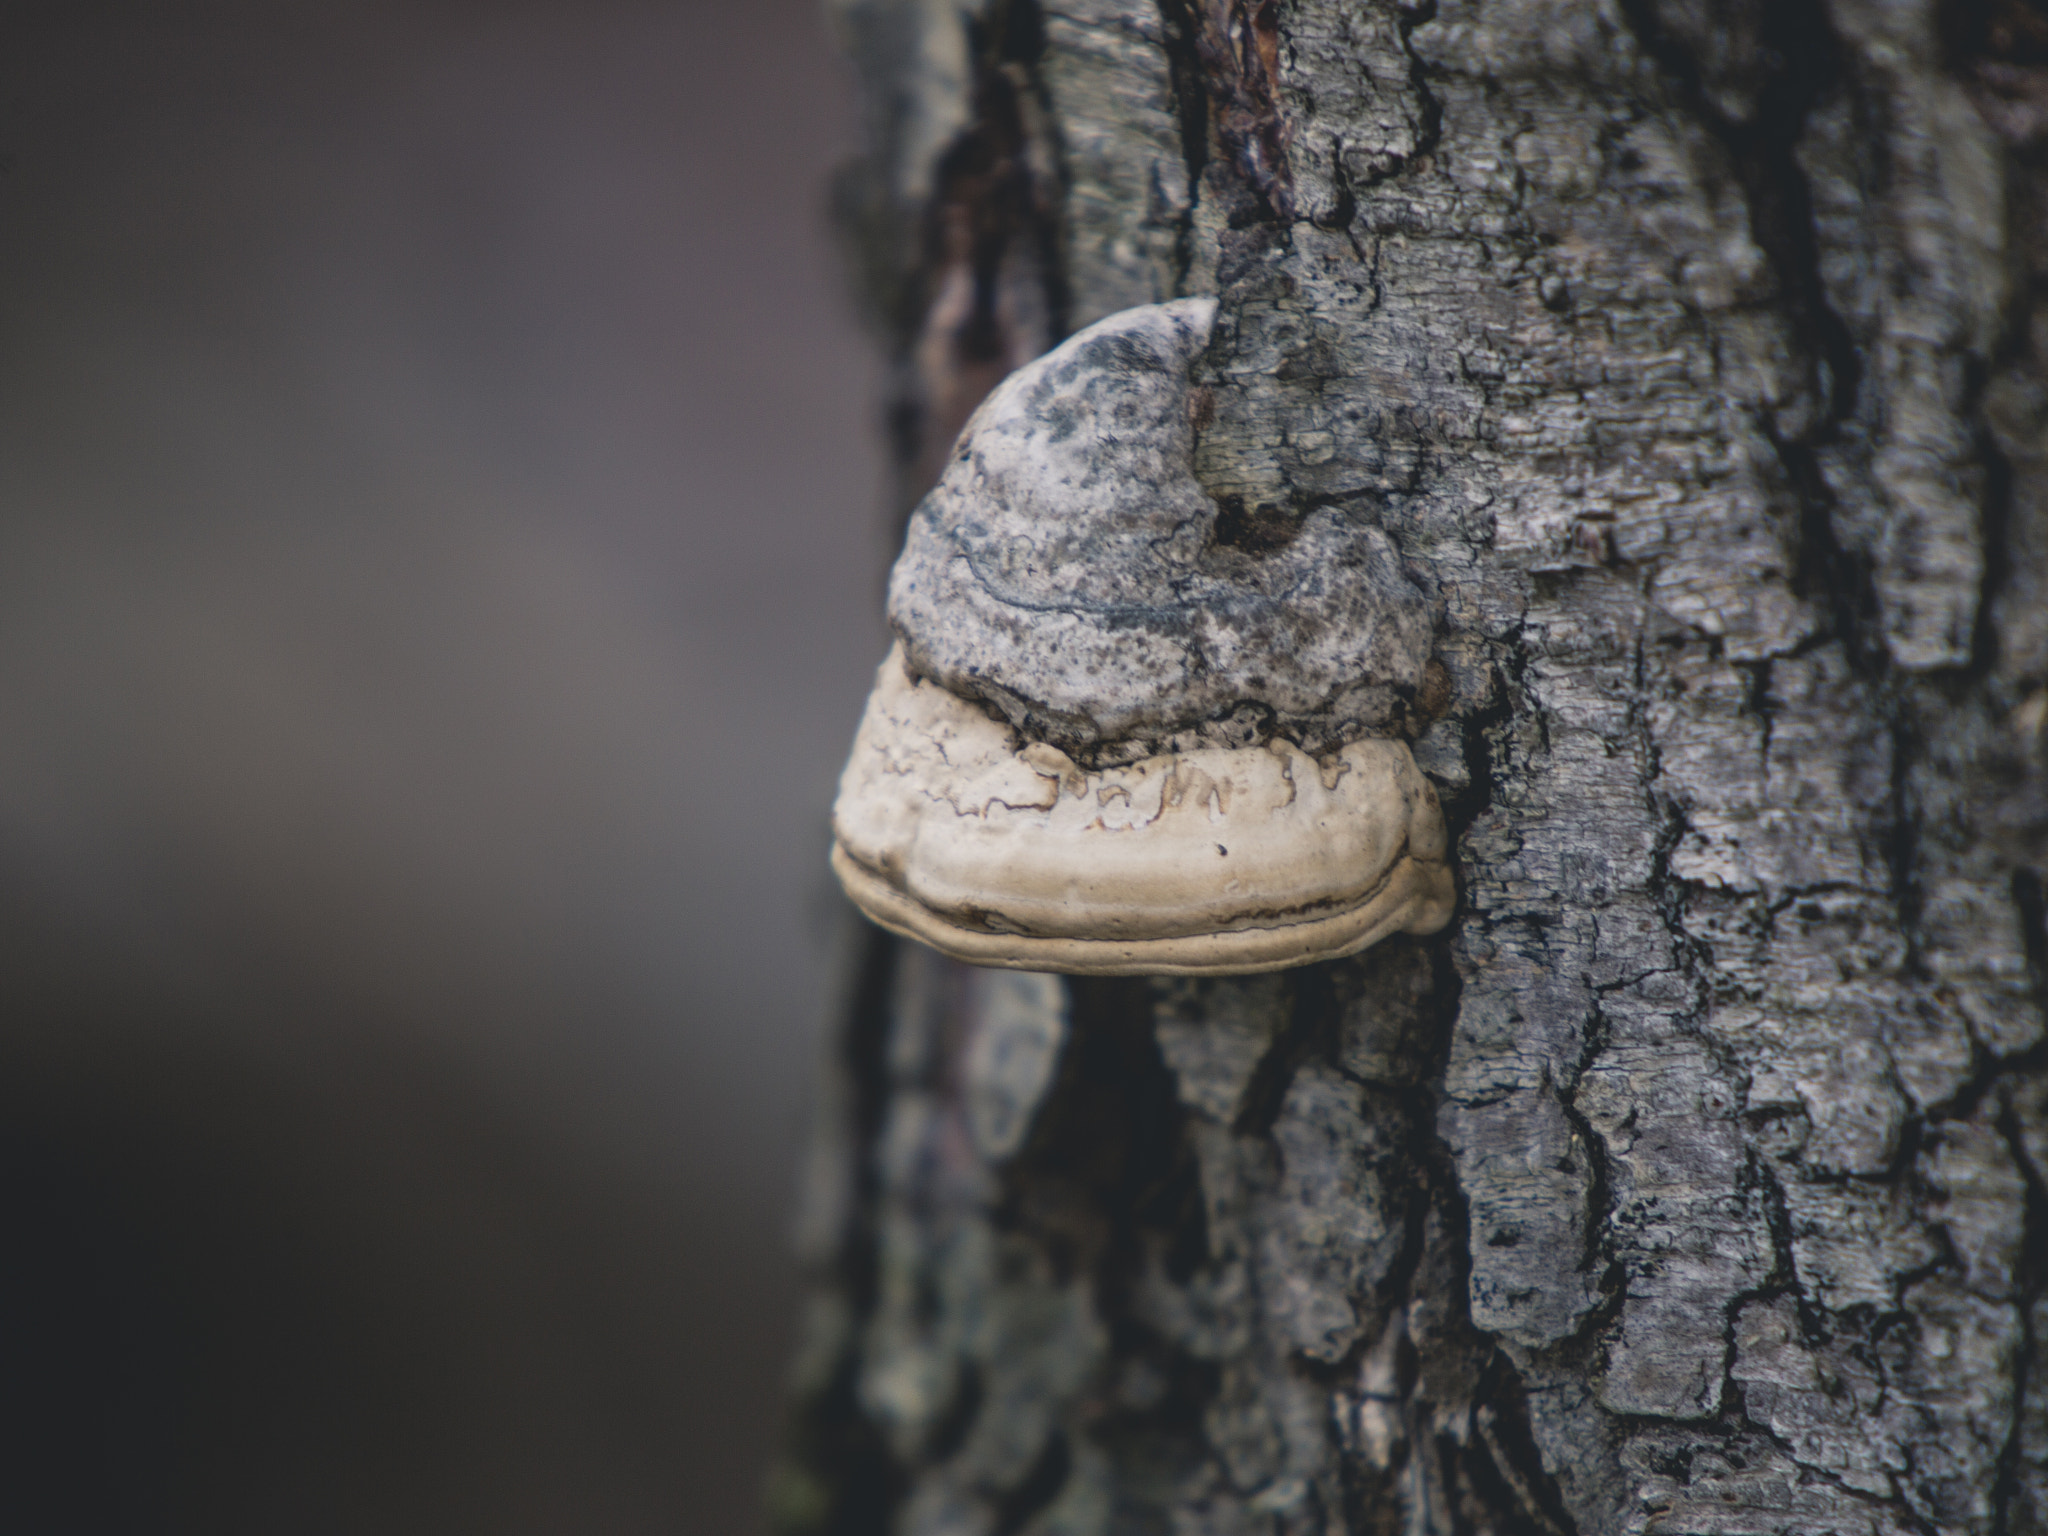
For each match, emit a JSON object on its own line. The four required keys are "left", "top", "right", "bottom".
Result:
{"left": 0, "top": 3, "right": 886, "bottom": 1529}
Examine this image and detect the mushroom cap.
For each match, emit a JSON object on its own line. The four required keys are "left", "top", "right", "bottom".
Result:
{"left": 888, "top": 296, "right": 1437, "bottom": 765}
{"left": 831, "top": 646, "right": 1455, "bottom": 976}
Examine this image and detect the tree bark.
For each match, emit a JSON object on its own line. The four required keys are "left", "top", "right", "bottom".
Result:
{"left": 777, "top": 2, "right": 2048, "bottom": 1533}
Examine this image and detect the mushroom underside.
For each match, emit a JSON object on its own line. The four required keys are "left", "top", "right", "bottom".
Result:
{"left": 829, "top": 647, "right": 1455, "bottom": 976}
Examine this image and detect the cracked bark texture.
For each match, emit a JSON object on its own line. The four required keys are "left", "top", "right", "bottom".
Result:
{"left": 781, "top": 2, "right": 2048, "bottom": 1533}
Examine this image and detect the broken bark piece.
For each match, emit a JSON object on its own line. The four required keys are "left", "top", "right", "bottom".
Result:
{"left": 830, "top": 645, "right": 1454, "bottom": 975}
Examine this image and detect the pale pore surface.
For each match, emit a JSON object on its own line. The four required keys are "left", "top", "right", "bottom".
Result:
{"left": 831, "top": 647, "right": 1455, "bottom": 975}
{"left": 888, "top": 299, "right": 1437, "bottom": 765}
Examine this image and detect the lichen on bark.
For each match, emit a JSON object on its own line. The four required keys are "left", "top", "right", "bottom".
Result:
{"left": 781, "top": 2, "right": 2048, "bottom": 1533}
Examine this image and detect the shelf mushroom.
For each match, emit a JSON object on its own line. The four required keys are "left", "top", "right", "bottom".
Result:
{"left": 831, "top": 298, "right": 1455, "bottom": 975}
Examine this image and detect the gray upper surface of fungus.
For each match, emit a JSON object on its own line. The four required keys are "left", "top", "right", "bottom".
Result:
{"left": 888, "top": 298, "right": 1437, "bottom": 764}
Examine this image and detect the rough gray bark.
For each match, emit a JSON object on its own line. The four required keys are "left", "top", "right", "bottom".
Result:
{"left": 778, "top": 2, "right": 2048, "bottom": 1533}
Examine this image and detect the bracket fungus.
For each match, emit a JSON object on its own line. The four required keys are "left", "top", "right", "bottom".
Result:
{"left": 831, "top": 298, "right": 1455, "bottom": 975}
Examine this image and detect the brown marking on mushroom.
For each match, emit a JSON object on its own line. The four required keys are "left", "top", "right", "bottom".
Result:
{"left": 1162, "top": 761, "right": 1229, "bottom": 819}
{"left": 831, "top": 645, "right": 1454, "bottom": 975}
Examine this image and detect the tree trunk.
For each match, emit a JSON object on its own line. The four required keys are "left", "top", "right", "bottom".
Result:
{"left": 777, "top": 2, "right": 2048, "bottom": 1533}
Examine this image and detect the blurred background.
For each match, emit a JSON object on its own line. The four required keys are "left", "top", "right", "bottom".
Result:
{"left": 0, "top": 1, "right": 887, "bottom": 1529}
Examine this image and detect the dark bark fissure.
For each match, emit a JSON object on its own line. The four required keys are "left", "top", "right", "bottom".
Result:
{"left": 992, "top": 1432, "right": 1073, "bottom": 1535}
{"left": 1230, "top": 964, "right": 1340, "bottom": 1139}
{"left": 1389, "top": 1, "right": 1444, "bottom": 180}
{"left": 848, "top": 0, "right": 1075, "bottom": 521}
{"left": 995, "top": 981, "right": 1215, "bottom": 1525}
{"left": 1777, "top": 425, "right": 1891, "bottom": 673}
{"left": 1973, "top": 410, "right": 2019, "bottom": 680}
{"left": 1464, "top": 1363, "right": 1581, "bottom": 1536}
{"left": 1235, "top": 949, "right": 1592, "bottom": 1535}
{"left": 1412, "top": 977, "right": 1589, "bottom": 1536}
{"left": 1614, "top": 0, "right": 1912, "bottom": 728}
{"left": 1942, "top": 0, "right": 2048, "bottom": 74}
{"left": 984, "top": 0, "right": 1074, "bottom": 347}
{"left": 780, "top": 927, "right": 910, "bottom": 1536}
{"left": 1617, "top": 0, "right": 1863, "bottom": 422}
{"left": 1995, "top": 1084, "right": 2048, "bottom": 1536}
{"left": 1156, "top": 0, "right": 1215, "bottom": 293}
{"left": 1183, "top": 0, "right": 1295, "bottom": 227}
{"left": 1562, "top": 989, "right": 1618, "bottom": 1283}
{"left": 2020, "top": 867, "right": 2048, "bottom": 1001}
